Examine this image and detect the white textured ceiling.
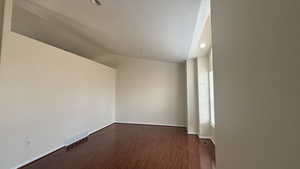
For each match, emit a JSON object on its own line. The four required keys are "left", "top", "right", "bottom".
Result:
{"left": 13, "top": 0, "right": 202, "bottom": 63}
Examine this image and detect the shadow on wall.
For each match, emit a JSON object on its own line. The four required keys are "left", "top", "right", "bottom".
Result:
{"left": 11, "top": 0, "right": 110, "bottom": 61}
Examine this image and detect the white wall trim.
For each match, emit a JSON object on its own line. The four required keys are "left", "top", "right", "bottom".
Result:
{"left": 188, "top": 131, "right": 199, "bottom": 135}
{"left": 210, "top": 138, "right": 216, "bottom": 145}
{"left": 11, "top": 122, "right": 115, "bottom": 169}
{"left": 11, "top": 121, "right": 190, "bottom": 169}
{"left": 89, "top": 122, "right": 115, "bottom": 136}
{"left": 116, "top": 121, "right": 186, "bottom": 128}
{"left": 10, "top": 145, "right": 64, "bottom": 169}
{"left": 198, "top": 135, "right": 212, "bottom": 139}
{"left": 198, "top": 135, "right": 215, "bottom": 145}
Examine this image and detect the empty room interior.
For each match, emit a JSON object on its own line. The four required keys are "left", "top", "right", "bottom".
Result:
{"left": 1, "top": 0, "right": 299, "bottom": 169}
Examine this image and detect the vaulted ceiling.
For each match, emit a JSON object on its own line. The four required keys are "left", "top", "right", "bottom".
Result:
{"left": 12, "top": 0, "right": 210, "bottom": 66}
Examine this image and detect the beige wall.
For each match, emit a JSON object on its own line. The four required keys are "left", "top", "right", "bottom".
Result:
{"left": 197, "top": 55, "right": 212, "bottom": 138}
{"left": 0, "top": 1, "right": 116, "bottom": 169}
{"left": 207, "top": 50, "right": 215, "bottom": 142}
{"left": 11, "top": 2, "right": 108, "bottom": 61}
{"left": 116, "top": 57, "right": 187, "bottom": 127}
{"left": 186, "top": 58, "right": 199, "bottom": 134}
{"left": 186, "top": 55, "right": 214, "bottom": 138}
{"left": 212, "top": 0, "right": 300, "bottom": 169}
{"left": 0, "top": 0, "right": 4, "bottom": 55}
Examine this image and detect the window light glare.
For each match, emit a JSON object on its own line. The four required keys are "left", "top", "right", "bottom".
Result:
{"left": 200, "top": 43, "right": 207, "bottom": 49}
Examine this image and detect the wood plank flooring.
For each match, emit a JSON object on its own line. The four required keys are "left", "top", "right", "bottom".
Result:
{"left": 21, "top": 123, "right": 215, "bottom": 169}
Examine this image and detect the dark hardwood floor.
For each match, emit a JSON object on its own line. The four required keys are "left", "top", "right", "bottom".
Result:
{"left": 21, "top": 123, "right": 215, "bottom": 169}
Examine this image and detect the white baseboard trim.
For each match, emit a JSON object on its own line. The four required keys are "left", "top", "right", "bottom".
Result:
{"left": 198, "top": 135, "right": 216, "bottom": 145}
{"left": 210, "top": 138, "right": 216, "bottom": 145}
{"left": 115, "top": 121, "right": 186, "bottom": 127}
{"left": 198, "top": 135, "right": 212, "bottom": 139}
{"left": 89, "top": 122, "right": 115, "bottom": 136}
{"left": 11, "top": 145, "right": 64, "bottom": 169}
{"left": 11, "top": 122, "right": 115, "bottom": 169}
{"left": 187, "top": 131, "right": 198, "bottom": 135}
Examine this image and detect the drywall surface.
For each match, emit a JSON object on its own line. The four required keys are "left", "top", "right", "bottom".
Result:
{"left": 212, "top": 0, "right": 300, "bottom": 169}
{"left": 11, "top": 2, "right": 108, "bottom": 61}
{"left": 12, "top": 0, "right": 201, "bottom": 63}
{"left": 116, "top": 57, "right": 187, "bottom": 127}
{"left": 208, "top": 50, "right": 215, "bottom": 142}
{"left": 0, "top": 2, "right": 116, "bottom": 168}
{"left": 0, "top": 0, "right": 4, "bottom": 55}
{"left": 186, "top": 59, "right": 199, "bottom": 134}
{"left": 197, "top": 55, "right": 212, "bottom": 138}
{"left": 0, "top": 32, "right": 116, "bottom": 169}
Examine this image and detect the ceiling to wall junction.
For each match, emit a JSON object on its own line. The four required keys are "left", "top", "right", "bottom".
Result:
{"left": 12, "top": 0, "right": 210, "bottom": 66}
